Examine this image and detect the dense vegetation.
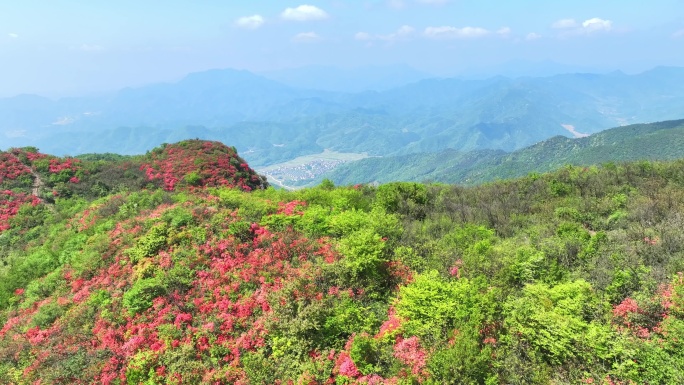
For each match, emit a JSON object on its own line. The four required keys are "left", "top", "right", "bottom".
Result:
{"left": 319, "top": 119, "right": 684, "bottom": 187}
{"left": 2, "top": 140, "right": 684, "bottom": 384}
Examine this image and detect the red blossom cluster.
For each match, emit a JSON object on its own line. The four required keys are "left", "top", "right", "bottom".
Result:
{"left": 276, "top": 200, "right": 307, "bottom": 216}
{"left": 337, "top": 352, "right": 361, "bottom": 378}
{"left": 139, "top": 140, "right": 267, "bottom": 191}
{"left": 393, "top": 336, "right": 428, "bottom": 378}
{"left": 328, "top": 303, "right": 436, "bottom": 383}
{"left": 611, "top": 293, "right": 674, "bottom": 340}
{"left": 48, "top": 158, "right": 81, "bottom": 174}
{"left": 24, "top": 151, "right": 47, "bottom": 162}
{"left": 0, "top": 152, "right": 32, "bottom": 182}
{"left": 613, "top": 297, "right": 640, "bottom": 319}
{"left": 47, "top": 157, "right": 83, "bottom": 184}
{"left": 333, "top": 328, "right": 430, "bottom": 383}
{"left": 449, "top": 259, "right": 463, "bottom": 278}
{"left": 374, "top": 308, "right": 403, "bottom": 339}
{"left": 0, "top": 199, "right": 352, "bottom": 383}
{"left": 0, "top": 190, "right": 41, "bottom": 231}
{"left": 73, "top": 207, "right": 99, "bottom": 232}
{"left": 611, "top": 297, "right": 651, "bottom": 337}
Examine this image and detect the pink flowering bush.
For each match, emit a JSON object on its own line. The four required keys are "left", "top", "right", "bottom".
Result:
{"left": 140, "top": 140, "right": 267, "bottom": 191}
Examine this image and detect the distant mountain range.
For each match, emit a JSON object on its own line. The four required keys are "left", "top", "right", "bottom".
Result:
{"left": 258, "top": 64, "right": 434, "bottom": 92}
{"left": 2, "top": 66, "right": 684, "bottom": 168}
{"left": 316, "top": 119, "right": 684, "bottom": 186}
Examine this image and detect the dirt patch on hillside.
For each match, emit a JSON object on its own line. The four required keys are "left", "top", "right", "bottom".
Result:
{"left": 561, "top": 124, "right": 590, "bottom": 138}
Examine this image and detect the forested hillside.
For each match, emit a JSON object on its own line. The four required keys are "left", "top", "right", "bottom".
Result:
{"left": 320, "top": 118, "right": 684, "bottom": 187}
{"left": 2, "top": 141, "right": 684, "bottom": 384}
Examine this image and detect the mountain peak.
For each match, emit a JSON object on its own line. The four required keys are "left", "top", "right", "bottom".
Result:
{"left": 141, "top": 140, "right": 269, "bottom": 191}
{"left": 0, "top": 141, "right": 268, "bottom": 229}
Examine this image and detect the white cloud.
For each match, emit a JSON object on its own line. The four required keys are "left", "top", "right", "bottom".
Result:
{"left": 387, "top": 0, "right": 406, "bottom": 9}
{"left": 281, "top": 5, "right": 329, "bottom": 21}
{"left": 552, "top": 18, "right": 578, "bottom": 29}
{"left": 497, "top": 27, "right": 512, "bottom": 36}
{"left": 395, "top": 25, "right": 415, "bottom": 37}
{"left": 423, "top": 26, "right": 490, "bottom": 39}
{"left": 354, "top": 25, "right": 415, "bottom": 42}
{"left": 354, "top": 32, "right": 372, "bottom": 41}
{"left": 379, "top": 24, "right": 415, "bottom": 41}
{"left": 292, "top": 31, "right": 321, "bottom": 42}
{"left": 553, "top": 17, "right": 613, "bottom": 36}
{"left": 526, "top": 32, "right": 542, "bottom": 40}
{"left": 673, "top": 29, "right": 684, "bottom": 38}
{"left": 236, "top": 15, "right": 265, "bottom": 30}
{"left": 8, "top": 33, "right": 18, "bottom": 38}
{"left": 582, "top": 17, "right": 612, "bottom": 32}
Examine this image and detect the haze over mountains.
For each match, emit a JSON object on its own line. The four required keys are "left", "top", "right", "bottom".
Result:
{"left": 2, "top": 65, "right": 684, "bottom": 173}
{"left": 258, "top": 63, "right": 434, "bottom": 93}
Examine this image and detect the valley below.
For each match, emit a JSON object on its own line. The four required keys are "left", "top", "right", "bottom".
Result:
{"left": 255, "top": 149, "right": 370, "bottom": 190}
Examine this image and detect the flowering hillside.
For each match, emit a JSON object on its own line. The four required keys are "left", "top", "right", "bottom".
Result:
{"left": 140, "top": 140, "right": 268, "bottom": 192}
{"left": 2, "top": 146, "right": 684, "bottom": 384}
{"left": 0, "top": 141, "right": 268, "bottom": 232}
{"left": 0, "top": 190, "right": 40, "bottom": 231}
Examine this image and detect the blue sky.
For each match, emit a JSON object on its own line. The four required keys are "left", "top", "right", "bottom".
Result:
{"left": 1, "top": 0, "right": 683, "bottom": 97}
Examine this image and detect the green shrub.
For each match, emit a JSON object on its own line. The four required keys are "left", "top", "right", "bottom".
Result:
{"left": 183, "top": 171, "right": 202, "bottom": 186}
{"left": 122, "top": 277, "right": 167, "bottom": 315}
{"left": 126, "top": 223, "right": 168, "bottom": 263}
{"left": 31, "top": 300, "right": 65, "bottom": 328}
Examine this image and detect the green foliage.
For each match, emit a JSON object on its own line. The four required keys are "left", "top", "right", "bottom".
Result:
{"left": 604, "top": 267, "right": 648, "bottom": 303}
{"left": 215, "top": 187, "right": 275, "bottom": 220}
{"left": 87, "top": 289, "right": 112, "bottom": 308}
{"left": 31, "top": 300, "right": 65, "bottom": 328}
{"left": 0, "top": 247, "right": 59, "bottom": 308}
{"left": 393, "top": 246, "right": 425, "bottom": 272}
{"left": 183, "top": 171, "right": 202, "bottom": 186}
{"left": 426, "top": 330, "right": 495, "bottom": 385}
{"left": 549, "top": 179, "right": 572, "bottom": 197}
{"left": 319, "top": 178, "right": 335, "bottom": 190}
{"left": 375, "top": 182, "right": 429, "bottom": 219}
{"left": 68, "top": 232, "right": 112, "bottom": 278}
{"left": 350, "top": 334, "right": 381, "bottom": 375}
{"left": 507, "top": 246, "right": 546, "bottom": 286}
{"left": 162, "top": 206, "right": 195, "bottom": 229}
{"left": 122, "top": 276, "right": 166, "bottom": 315}
{"left": 437, "top": 224, "right": 496, "bottom": 277}
{"left": 396, "top": 271, "right": 495, "bottom": 341}
{"left": 338, "top": 228, "right": 388, "bottom": 290}
{"left": 161, "top": 262, "right": 195, "bottom": 294}
{"left": 323, "top": 295, "right": 381, "bottom": 344}
{"left": 554, "top": 206, "right": 582, "bottom": 221}
{"left": 4, "top": 145, "right": 684, "bottom": 383}
{"left": 126, "top": 223, "right": 168, "bottom": 263}
{"left": 504, "top": 280, "right": 608, "bottom": 365}
{"left": 242, "top": 350, "right": 279, "bottom": 384}
{"left": 21, "top": 268, "right": 65, "bottom": 309}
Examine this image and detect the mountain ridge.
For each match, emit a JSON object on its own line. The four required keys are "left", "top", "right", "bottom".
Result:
{"left": 3, "top": 66, "right": 684, "bottom": 169}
